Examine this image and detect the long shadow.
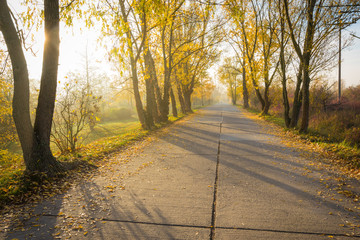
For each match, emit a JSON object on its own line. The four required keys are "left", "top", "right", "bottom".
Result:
{"left": 157, "top": 112, "right": 360, "bottom": 226}
{"left": 169, "top": 125, "right": 306, "bottom": 169}
{"left": 5, "top": 194, "right": 64, "bottom": 239}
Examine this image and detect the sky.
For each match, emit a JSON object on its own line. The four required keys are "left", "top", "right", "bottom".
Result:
{"left": 19, "top": 22, "right": 114, "bottom": 82}
{"left": 6, "top": 2, "right": 360, "bottom": 88}
{"left": 329, "top": 23, "right": 360, "bottom": 87}
{"left": 7, "top": 1, "right": 115, "bottom": 84}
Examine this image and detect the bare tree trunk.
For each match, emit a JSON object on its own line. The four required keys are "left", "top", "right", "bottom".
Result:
{"left": 242, "top": 65, "right": 249, "bottom": 108}
{"left": 299, "top": 0, "right": 316, "bottom": 133}
{"left": 254, "top": 85, "right": 265, "bottom": 111}
{"left": 278, "top": 1, "right": 291, "bottom": 127}
{"left": 130, "top": 58, "right": 148, "bottom": 129}
{"left": 174, "top": 71, "right": 186, "bottom": 114}
{"left": 153, "top": 75, "right": 163, "bottom": 122}
{"left": 280, "top": 51, "right": 291, "bottom": 127}
{"left": 31, "top": 0, "right": 62, "bottom": 173}
{"left": 300, "top": 64, "right": 311, "bottom": 132}
{"left": 145, "top": 77, "right": 155, "bottom": 128}
{"left": 0, "top": 0, "right": 33, "bottom": 166}
{"left": 248, "top": 65, "right": 265, "bottom": 110}
{"left": 262, "top": 83, "right": 271, "bottom": 115}
{"left": 177, "top": 87, "right": 186, "bottom": 114}
{"left": 183, "top": 90, "right": 193, "bottom": 113}
{"left": 143, "top": 50, "right": 156, "bottom": 128}
{"left": 170, "top": 88, "right": 178, "bottom": 117}
{"left": 144, "top": 47, "right": 161, "bottom": 124}
{"left": 290, "top": 67, "right": 303, "bottom": 128}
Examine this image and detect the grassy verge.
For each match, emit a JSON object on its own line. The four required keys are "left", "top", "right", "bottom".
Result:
{"left": 0, "top": 114, "right": 186, "bottom": 209}
{"left": 239, "top": 105, "right": 360, "bottom": 172}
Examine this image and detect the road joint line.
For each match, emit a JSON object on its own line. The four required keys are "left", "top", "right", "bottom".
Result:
{"left": 210, "top": 111, "right": 223, "bottom": 240}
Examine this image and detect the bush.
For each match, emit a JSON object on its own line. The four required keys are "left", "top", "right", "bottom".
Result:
{"left": 101, "top": 108, "right": 133, "bottom": 122}
{"left": 345, "top": 127, "right": 360, "bottom": 148}
{"left": 309, "top": 110, "right": 360, "bottom": 147}
{"left": 51, "top": 78, "right": 101, "bottom": 153}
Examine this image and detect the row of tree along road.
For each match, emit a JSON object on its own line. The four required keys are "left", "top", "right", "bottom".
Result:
{"left": 0, "top": 0, "right": 221, "bottom": 175}
{"left": 220, "top": 0, "right": 359, "bottom": 131}
{"left": 0, "top": 0, "right": 359, "bottom": 175}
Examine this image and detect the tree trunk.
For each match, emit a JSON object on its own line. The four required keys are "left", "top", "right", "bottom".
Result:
{"left": 242, "top": 65, "right": 249, "bottom": 108}
{"left": 143, "top": 49, "right": 157, "bottom": 128}
{"left": 299, "top": 74, "right": 310, "bottom": 132}
{"left": 177, "top": 88, "right": 186, "bottom": 114}
{"left": 289, "top": 66, "right": 303, "bottom": 128}
{"left": 299, "top": 0, "right": 316, "bottom": 133}
{"left": 159, "top": 21, "right": 174, "bottom": 123}
{"left": 300, "top": 64, "right": 311, "bottom": 132}
{"left": 159, "top": 82, "right": 170, "bottom": 122}
{"left": 279, "top": 8, "right": 291, "bottom": 127}
{"left": 280, "top": 57, "right": 291, "bottom": 127}
{"left": 175, "top": 74, "right": 186, "bottom": 114}
{"left": 170, "top": 88, "right": 178, "bottom": 117}
{"left": 249, "top": 64, "right": 265, "bottom": 110}
{"left": 262, "top": 84, "right": 271, "bottom": 115}
{"left": 131, "top": 59, "right": 148, "bottom": 129}
{"left": 30, "top": 0, "right": 62, "bottom": 173}
{"left": 0, "top": 0, "right": 33, "bottom": 166}
{"left": 0, "top": 0, "right": 63, "bottom": 175}
{"left": 120, "top": 0, "right": 148, "bottom": 129}
{"left": 183, "top": 90, "right": 193, "bottom": 113}
{"left": 145, "top": 77, "right": 155, "bottom": 129}
{"left": 144, "top": 47, "right": 161, "bottom": 124}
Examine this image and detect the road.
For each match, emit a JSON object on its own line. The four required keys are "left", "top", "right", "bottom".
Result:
{"left": 2, "top": 104, "right": 360, "bottom": 239}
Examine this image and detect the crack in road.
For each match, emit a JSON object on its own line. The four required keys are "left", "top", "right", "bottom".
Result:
{"left": 210, "top": 111, "right": 223, "bottom": 240}
{"left": 41, "top": 213, "right": 360, "bottom": 238}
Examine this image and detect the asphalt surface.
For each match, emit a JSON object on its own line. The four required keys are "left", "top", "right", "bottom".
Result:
{"left": 2, "top": 104, "right": 360, "bottom": 239}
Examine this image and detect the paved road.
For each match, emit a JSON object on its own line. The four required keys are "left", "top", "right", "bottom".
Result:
{"left": 2, "top": 104, "right": 360, "bottom": 239}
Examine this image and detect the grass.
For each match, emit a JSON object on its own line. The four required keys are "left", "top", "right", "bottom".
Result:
{"left": 0, "top": 114, "right": 186, "bottom": 209}
{"left": 62, "top": 119, "right": 141, "bottom": 153}
{"left": 238, "top": 105, "right": 360, "bottom": 171}
{"left": 245, "top": 107, "right": 286, "bottom": 127}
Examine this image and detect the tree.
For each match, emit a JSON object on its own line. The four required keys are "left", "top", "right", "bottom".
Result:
{"left": 225, "top": 0, "right": 279, "bottom": 115}
{"left": 256, "top": 0, "right": 280, "bottom": 115}
{"left": 225, "top": 0, "right": 265, "bottom": 112}
{"left": 52, "top": 75, "right": 101, "bottom": 153}
{"left": 283, "top": 0, "right": 359, "bottom": 132}
{"left": 227, "top": 32, "right": 250, "bottom": 108}
{"left": 275, "top": 0, "right": 292, "bottom": 127}
{"left": 172, "top": 2, "right": 221, "bottom": 113}
{"left": 218, "top": 58, "right": 241, "bottom": 105}
{"left": 192, "top": 76, "right": 216, "bottom": 106}
{"left": 0, "top": 0, "right": 62, "bottom": 175}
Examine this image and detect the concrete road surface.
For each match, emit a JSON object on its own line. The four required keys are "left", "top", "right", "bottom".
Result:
{"left": 2, "top": 104, "right": 360, "bottom": 239}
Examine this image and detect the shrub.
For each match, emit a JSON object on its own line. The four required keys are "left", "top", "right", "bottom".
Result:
{"left": 100, "top": 108, "right": 133, "bottom": 122}
{"left": 51, "top": 78, "right": 101, "bottom": 153}
{"left": 345, "top": 127, "right": 360, "bottom": 148}
{"left": 309, "top": 110, "right": 360, "bottom": 147}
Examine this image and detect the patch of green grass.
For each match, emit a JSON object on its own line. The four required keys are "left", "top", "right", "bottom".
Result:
{"left": 59, "top": 124, "right": 148, "bottom": 164}
{"left": 261, "top": 114, "right": 286, "bottom": 128}
{"left": 239, "top": 105, "right": 286, "bottom": 127}
{"left": 82, "top": 120, "right": 141, "bottom": 145}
